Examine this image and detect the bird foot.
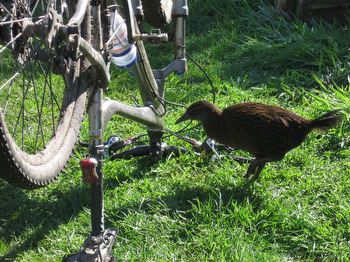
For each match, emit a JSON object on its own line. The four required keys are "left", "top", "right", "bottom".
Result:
{"left": 245, "top": 173, "right": 260, "bottom": 182}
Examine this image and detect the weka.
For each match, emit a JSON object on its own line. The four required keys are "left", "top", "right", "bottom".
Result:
{"left": 176, "top": 100, "right": 341, "bottom": 178}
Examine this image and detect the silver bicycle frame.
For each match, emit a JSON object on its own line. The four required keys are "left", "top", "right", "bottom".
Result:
{"left": 66, "top": 0, "right": 188, "bottom": 236}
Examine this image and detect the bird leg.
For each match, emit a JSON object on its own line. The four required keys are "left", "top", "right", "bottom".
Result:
{"left": 245, "top": 159, "right": 266, "bottom": 179}
{"left": 245, "top": 156, "right": 284, "bottom": 180}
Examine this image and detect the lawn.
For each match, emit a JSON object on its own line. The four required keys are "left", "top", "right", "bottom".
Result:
{"left": 1, "top": 0, "right": 350, "bottom": 261}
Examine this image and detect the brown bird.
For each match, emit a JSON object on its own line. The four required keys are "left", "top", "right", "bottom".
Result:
{"left": 176, "top": 100, "right": 341, "bottom": 179}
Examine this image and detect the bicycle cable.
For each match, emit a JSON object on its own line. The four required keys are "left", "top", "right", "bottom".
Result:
{"left": 122, "top": 16, "right": 217, "bottom": 142}
{"left": 186, "top": 51, "right": 216, "bottom": 104}
{"left": 162, "top": 122, "right": 201, "bottom": 140}
{"left": 162, "top": 51, "right": 217, "bottom": 139}
{"left": 136, "top": 47, "right": 217, "bottom": 116}
{"left": 148, "top": 52, "right": 217, "bottom": 110}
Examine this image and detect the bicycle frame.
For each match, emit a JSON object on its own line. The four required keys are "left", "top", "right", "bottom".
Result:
{"left": 75, "top": 0, "right": 188, "bottom": 129}
{"left": 62, "top": 1, "right": 190, "bottom": 254}
{"left": 2, "top": 0, "right": 188, "bottom": 257}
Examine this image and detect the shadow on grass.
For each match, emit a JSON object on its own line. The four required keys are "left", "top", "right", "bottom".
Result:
{"left": 104, "top": 157, "right": 158, "bottom": 188}
{"left": 182, "top": 5, "right": 350, "bottom": 95}
{"left": 0, "top": 182, "right": 89, "bottom": 260}
{"left": 0, "top": 154, "right": 191, "bottom": 260}
{"left": 105, "top": 164, "right": 260, "bottom": 222}
{"left": 143, "top": 180, "right": 258, "bottom": 216}
{"left": 103, "top": 150, "right": 259, "bottom": 218}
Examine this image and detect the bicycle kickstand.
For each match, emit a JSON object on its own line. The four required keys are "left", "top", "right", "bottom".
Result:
{"left": 64, "top": 88, "right": 118, "bottom": 262}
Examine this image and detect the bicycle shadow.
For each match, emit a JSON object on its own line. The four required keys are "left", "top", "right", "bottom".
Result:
{"left": 0, "top": 154, "right": 186, "bottom": 260}
{"left": 97, "top": 152, "right": 256, "bottom": 219}
{"left": 139, "top": 180, "right": 257, "bottom": 216}
{"left": 0, "top": 155, "right": 254, "bottom": 260}
{"left": 103, "top": 156, "right": 177, "bottom": 187}
{"left": 0, "top": 181, "right": 89, "bottom": 260}
{"left": 105, "top": 165, "right": 259, "bottom": 222}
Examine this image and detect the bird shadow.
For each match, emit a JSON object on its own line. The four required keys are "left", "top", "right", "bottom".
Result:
{"left": 155, "top": 179, "right": 258, "bottom": 217}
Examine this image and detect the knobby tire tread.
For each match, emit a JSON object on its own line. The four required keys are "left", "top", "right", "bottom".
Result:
{"left": 0, "top": 0, "right": 90, "bottom": 189}
{"left": 142, "top": 0, "right": 172, "bottom": 27}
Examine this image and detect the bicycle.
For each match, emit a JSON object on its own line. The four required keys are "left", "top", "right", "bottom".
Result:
{"left": 0, "top": 0, "right": 189, "bottom": 260}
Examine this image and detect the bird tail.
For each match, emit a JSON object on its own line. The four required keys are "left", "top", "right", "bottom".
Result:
{"left": 309, "top": 110, "right": 342, "bottom": 131}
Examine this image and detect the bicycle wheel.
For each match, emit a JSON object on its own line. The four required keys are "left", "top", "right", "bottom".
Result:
{"left": 0, "top": 0, "right": 88, "bottom": 188}
{"left": 142, "top": 0, "right": 173, "bottom": 27}
{"left": 275, "top": 0, "right": 298, "bottom": 13}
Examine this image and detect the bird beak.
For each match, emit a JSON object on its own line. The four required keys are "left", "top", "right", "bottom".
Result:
{"left": 175, "top": 113, "right": 189, "bottom": 124}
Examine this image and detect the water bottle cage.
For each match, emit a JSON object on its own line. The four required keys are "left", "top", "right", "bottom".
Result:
{"left": 111, "top": 46, "right": 133, "bottom": 57}
{"left": 108, "top": 10, "right": 137, "bottom": 68}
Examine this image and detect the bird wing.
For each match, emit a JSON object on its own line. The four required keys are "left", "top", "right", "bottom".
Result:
{"left": 222, "top": 103, "right": 309, "bottom": 157}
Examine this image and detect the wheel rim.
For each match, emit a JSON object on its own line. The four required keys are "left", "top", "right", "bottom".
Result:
{"left": 0, "top": 0, "right": 72, "bottom": 154}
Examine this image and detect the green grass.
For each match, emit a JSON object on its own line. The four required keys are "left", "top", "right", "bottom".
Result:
{"left": 1, "top": 0, "right": 350, "bottom": 261}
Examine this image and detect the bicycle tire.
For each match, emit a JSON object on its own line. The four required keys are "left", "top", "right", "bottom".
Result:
{"left": 275, "top": 0, "right": 298, "bottom": 13}
{"left": 142, "top": 0, "right": 173, "bottom": 27}
{"left": 0, "top": 0, "right": 89, "bottom": 188}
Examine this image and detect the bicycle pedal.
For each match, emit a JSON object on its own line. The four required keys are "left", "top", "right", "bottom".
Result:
{"left": 64, "top": 228, "right": 118, "bottom": 262}
{"left": 135, "top": 29, "right": 168, "bottom": 44}
{"left": 79, "top": 141, "right": 89, "bottom": 148}
{"left": 105, "top": 135, "right": 124, "bottom": 151}
{"left": 105, "top": 135, "right": 139, "bottom": 153}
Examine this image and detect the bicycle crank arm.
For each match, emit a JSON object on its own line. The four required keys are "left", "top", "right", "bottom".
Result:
{"left": 110, "top": 144, "right": 187, "bottom": 160}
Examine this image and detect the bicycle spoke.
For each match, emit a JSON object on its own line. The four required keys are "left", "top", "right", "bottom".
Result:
{"left": 0, "top": 72, "right": 20, "bottom": 92}
{"left": 21, "top": 71, "right": 25, "bottom": 149}
{"left": 51, "top": 88, "right": 61, "bottom": 112}
{"left": 41, "top": 0, "right": 45, "bottom": 13}
{"left": 29, "top": 60, "right": 45, "bottom": 151}
{"left": 0, "top": 32, "right": 23, "bottom": 55}
{"left": 37, "top": 61, "right": 49, "bottom": 149}
{"left": 48, "top": 67, "right": 56, "bottom": 135}
{"left": 12, "top": 72, "right": 25, "bottom": 137}
{"left": 0, "top": 3, "right": 14, "bottom": 19}
{"left": 29, "top": 40, "right": 59, "bottom": 148}
{"left": 31, "top": 0, "right": 42, "bottom": 14}
{"left": 12, "top": 69, "right": 30, "bottom": 145}
{"left": 3, "top": 61, "right": 20, "bottom": 116}
{"left": 31, "top": 41, "right": 62, "bottom": 112}
{"left": 40, "top": 71, "right": 60, "bottom": 103}
{"left": 0, "top": 17, "right": 44, "bottom": 26}
{"left": 4, "top": 79, "right": 14, "bottom": 116}
{"left": 46, "top": 64, "right": 61, "bottom": 112}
